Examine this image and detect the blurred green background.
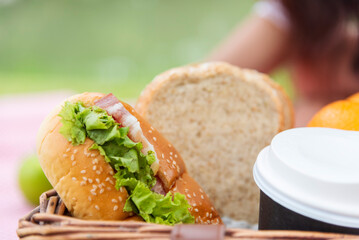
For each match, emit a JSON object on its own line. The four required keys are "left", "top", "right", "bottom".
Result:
{"left": 0, "top": 0, "right": 292, "bottom": 99}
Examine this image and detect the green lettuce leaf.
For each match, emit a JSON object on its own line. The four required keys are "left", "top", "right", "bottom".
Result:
{"left": 58, "top": 101, "right": 194, "bottom": 225}
{"left": 58, "top": 101, "right": 87, "bottom": 145}
{"left": 127, "top": 181, "right": 194, "bottom": 225}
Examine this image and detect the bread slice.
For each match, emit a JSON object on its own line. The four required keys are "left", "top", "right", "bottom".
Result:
{"left": 135, "top": 62, "right": 294, "bottom": 223}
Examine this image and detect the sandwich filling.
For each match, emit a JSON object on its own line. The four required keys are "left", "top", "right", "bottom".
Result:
{"left": 59, "top": 101, "right": 194, "bottom": 225}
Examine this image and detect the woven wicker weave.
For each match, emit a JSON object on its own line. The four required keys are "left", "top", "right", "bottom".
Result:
{"left": 17, "top": 190, "right": 359, "bottom": 240}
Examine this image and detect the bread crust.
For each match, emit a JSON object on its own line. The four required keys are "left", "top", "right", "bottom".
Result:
{"left": 241, "top": 69, "right": 294, "bottom": 130}
{"left": 37, "top": 92, "right": 221, "bottom": 223}
{"left": 136, "top": 62, "right": 289, "bottom": 131}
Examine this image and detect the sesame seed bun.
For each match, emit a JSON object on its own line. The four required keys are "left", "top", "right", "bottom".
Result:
{"left": 36, "top": 92, "right": 221, "bottom": 223}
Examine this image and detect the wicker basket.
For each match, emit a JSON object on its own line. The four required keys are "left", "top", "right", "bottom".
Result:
{"left": 17, "top": 190, "right": 359, "bottom": 240}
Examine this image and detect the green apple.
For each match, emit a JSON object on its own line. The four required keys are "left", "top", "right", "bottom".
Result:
{"left": 18, "top": 154, "right": 52, "bottom": 206}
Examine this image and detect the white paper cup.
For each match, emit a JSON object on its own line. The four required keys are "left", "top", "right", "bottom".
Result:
{"left": 253, "top": 127, "right": 359, "bottom": 234}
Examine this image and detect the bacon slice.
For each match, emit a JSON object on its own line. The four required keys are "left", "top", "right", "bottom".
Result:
{"left": 151, "top": 177, "right": 166, "bottom": 196}
{"left": 94, "top": 94, "right": 160, "bottom": 174}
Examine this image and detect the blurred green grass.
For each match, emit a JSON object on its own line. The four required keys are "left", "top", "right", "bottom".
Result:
{"left": 0, "top": 0, "right": 293, "bottom": 99}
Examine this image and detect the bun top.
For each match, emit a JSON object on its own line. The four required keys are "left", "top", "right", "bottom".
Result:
{"left": 36, "top": 92, "right": 221, "bottom": 224}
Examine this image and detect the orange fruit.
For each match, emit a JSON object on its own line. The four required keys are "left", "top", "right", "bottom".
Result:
{"left": 307, "top": 93, "right": 359, "bottom": 130}
{"left": 347, "top": 92, "right": 359, "bottom": 103}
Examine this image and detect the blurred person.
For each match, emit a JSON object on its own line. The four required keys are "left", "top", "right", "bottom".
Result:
{"left": 208, "top": 0, "right": 359, "bottom": 126}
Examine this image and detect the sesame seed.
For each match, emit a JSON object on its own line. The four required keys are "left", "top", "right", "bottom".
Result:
{"left": 100, "top": 189, "right": 104, "bottom": 194}
{"left": 80, "top": 181, "right": 86, "bottom": 186}
{"left": 88, "top": 179, "right": 93, "bottom": 183}
{"left": 96, "top": 178, "right": 100, "bottom": 183}
{"left": 120, "top": 187, "right": 124, "bottom": 192}
{"left": 71, "top": 155, "right": 75, "bottom": 161}
{"left": 207, "top": 220, "right": 211, "bottom": 224}
{"left": 88, "top": 196, "right": 92, "bottom": 201}
{"left": 161, "top": 153, "right": 165, "bottom": 158}
{"left": 109, "top": 170, "right": 114, "bottom": 175}
{"left": 83, "top": 177, "right": 88, "bottom": 181}
{"left": 206, "top": 212, "right": 209, "bottom": 217}
{"left": 72, "top": 197, "right": 76, "bottom": 201}
{"left": 193, "top": 192, "right": 196, "bottom": 197}
{"left": 149, "top": 130, "right": 152, "bottom": 133}
{"left": 91, "top": 191, "right": 97, "bottom": 196}
{"left": 81, "top": 170, "right": 86, "bottom": 174}
{"left": 72, "top": 161, "right": 76, "bottom": 166}
{"left": 109, "top": 180, "right": 114, "bottom": 185}
{"left": 201, "top": 195, "right": 204, "bottom": 199}
{"left": 173, "top": 160, "right": 176, "bottom": 165}
{"left": 187, "top": 194, "right": 191, "bottom": 198}
{"left": 91, "top": 153, "right": 96, "bottom": 157}
{"left": 193, "top": 203, "right": 197, "bottom": 207}
{"left": 166, "top": 159, "right": 170, "bottom": 163}
{"left": 113, "top": 205, "right": 119, "bottom": 211}
{"left": 72, "top": 177, "right": 77, "bottom": 181}
{"left": 105, "top": 177, "right": 110, "bottom": 182}
{"left": 93, "top": 166, "right": 97, "bottom": 171}
{"left": 119, "top": 196, "right": 123, "bottom": 201}
{"left": 170, "top": 156, "right": 173, "bottom": 160}
{"left": 98, "top": 184, "right": 103, "bottom": 189}
{"left": 199, "top": 189, "right": 203, "bottom": 193}
{"left": 194, "top": 208, "right": 199, "bottom": 212}
{"left": 175, "top": 154, "right": 178, "bottom": 158}
{"left": 153, "top": 137, "right": 157, "bottom": 141}
{"left": 94, "top": 158, "right": 98, "bottom": 164}
{"left": 171, "top": 164, "right": 176, "bottom": 169}
{"left": 73, "top": 149, "right": 78, "bottom": 154}
{"left": 164, "top": 172, "right": 167, "bottom": 176}
{"left": 63, "top": 154, "right": 68, "bottom": 158}
{"left": 210, "top": 213, "right": 212, "bottom": 218}
{"left": 96, "top": 170, "right": 101, "bottom": 175}
{"left": 99, "top": 166, "right": 103, "bottom": 171}
{"left": 168, "top": 144, "right": 172, "bottom": 148}
{"left": 112, "top": 199, "right": 118, "bottom": 203}
{"left": 92, "top": 185, "right": 97, "bottom": 189}
{"left": 185, "top": 189, "right": 189, "bottom": 193}
{"left": 107, "top": 187, "right": 111, "bottom": 191}
{"left": 95, "top": 205, "right": 100, "bottom": 210}
{"left": 151, "top": 126, "right": 154, "bottom": 130}
{"left": 66, "top": 148, "right": 71, "bottom": 152}
{"left": 86, "top": 153, "right": 90, "bottom": 157}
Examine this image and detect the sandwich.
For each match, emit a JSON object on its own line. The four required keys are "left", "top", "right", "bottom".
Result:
{"left": 135, "top": 62, "right": 294, "bottom": 223}
{"left": 36, "top": 92, "right": 221, "bottom": 225}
